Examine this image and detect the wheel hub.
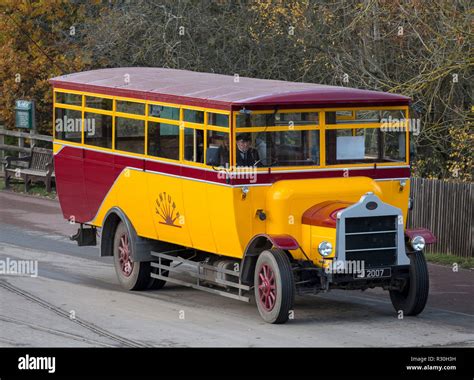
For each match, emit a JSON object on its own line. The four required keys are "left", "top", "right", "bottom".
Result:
{"left": 118, "top": 233, "right": 133, "bottom": 277}
{"left": 258, "top": 264, "right": 276, "bottom": 311}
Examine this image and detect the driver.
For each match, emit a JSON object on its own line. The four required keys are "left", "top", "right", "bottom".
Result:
{"left": 236, "top": 133, "right": 260, "bottom": 167}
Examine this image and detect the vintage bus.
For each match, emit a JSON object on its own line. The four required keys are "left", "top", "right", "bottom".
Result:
{"left": 50, "top": 67, "right": 435, "bottom": 323}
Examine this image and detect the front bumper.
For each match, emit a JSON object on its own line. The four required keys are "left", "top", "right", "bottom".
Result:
{"left": 295, "top": 193, "right": 412, "bottom": 294}
{"left": 329, "top": 264, "right": 410, "bottom": 290}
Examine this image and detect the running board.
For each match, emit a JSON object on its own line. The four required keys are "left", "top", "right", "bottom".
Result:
{"left": 150, "top": 251, "right": 251, "bottom": 303}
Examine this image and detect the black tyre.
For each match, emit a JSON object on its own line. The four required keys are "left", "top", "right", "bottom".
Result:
{"left": 113, "top": 221, "right": 167, "bottom": 290}
{"left": 254, "top": 249, "right": 295, "bottom": 324}
{"left": 389, "top": 250, "right": 429, "bottom": 316}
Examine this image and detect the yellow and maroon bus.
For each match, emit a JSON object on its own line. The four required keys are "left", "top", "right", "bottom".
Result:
{"left": 50, "top": 68, "right": 435, "bottom": 323}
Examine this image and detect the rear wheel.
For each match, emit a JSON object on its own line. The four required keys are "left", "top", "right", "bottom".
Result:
{"left": 254, "top": 249, "right": 295, "bottom": 324}
{"left": 113, "top": 221, "right": 168, "bottom": 290}
{"left": 389, "top": 250, "right": 429, "bottom": 316}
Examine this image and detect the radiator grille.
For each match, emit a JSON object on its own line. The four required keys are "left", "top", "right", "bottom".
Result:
{"left": 345, "top": 216, "right": 397, "bottom": 268}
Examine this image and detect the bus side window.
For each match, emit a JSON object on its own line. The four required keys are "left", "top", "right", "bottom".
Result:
{"left": 84, "top": 112, "right": 112, "bottom": 148}
{"left": 148, "top": 122, "right": 179, "bottom": 160}
{"left": 55, "top": 92, "right": 82, "bottom": 106}
{"left": 184, "top": 109, "right": 204, "bottom": 124}
{"left": 184, "top": 128, "right": 204, "bottom": 163}
{"left": 206, "top": 130, "right": 229, "bottom": 166}
{"left": 116, "top": 100, "right": 145, "bottom": 115}
{"left": 115, "top": 117, "right": 145, "bottom": 154}
{"left": 54, "top": 108, "right": 82, "bottom": 143}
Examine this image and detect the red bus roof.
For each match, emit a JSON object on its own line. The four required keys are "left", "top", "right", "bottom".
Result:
{"left": 50, "top": 67, "right": 410, "bottom": 111}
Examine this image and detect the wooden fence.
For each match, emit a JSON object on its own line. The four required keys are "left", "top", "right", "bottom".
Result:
{"left": 0, "top": 127, "right": 52, "bottom": 152}
{"left": 408, "top": 177, "right": 473, "bottom": 258}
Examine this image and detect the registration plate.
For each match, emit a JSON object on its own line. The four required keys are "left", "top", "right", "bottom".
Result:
{"left": 354, "top": 267, "right": 391, "bottom": 279}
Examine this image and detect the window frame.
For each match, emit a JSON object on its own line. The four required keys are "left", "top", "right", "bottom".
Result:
{"left": 321, "top": 106, "right": 410, "bottom": 167}
{"left": 53, "top": 106, "right": 84, "bottom": 144}
{"left": 147, "top": 121, "right": 180, "bottom": 161}
{"left": 53, "top": 89, "right": 407, "bottom": 170}
{"left": 233, "top": 106, "right": 410, "bottom": 170}
{"left": 85, "top": 95, "right": 114, "bottom": 111}
{"left": 115, "top": 99, "right": 146, "bottom": 116}
{"left": 53, "top": 89, "right": 232, "bottom": 166}
{"left": 234, "top": 108, "right": 321, "bottom": 171}
{"left": 83, "top": 111, "right": 113, "bottom": 149}
{"left": 235, "top": 109, "right": 320, "bottom": 130}
{"left": 114, "top": 116, "right": 146, "bottom": 155}
{"left": 148, "top": 103, "right": 180, "bottom": 121}
{"left": 324, "top": 126, "right": 407, "bottom": 165}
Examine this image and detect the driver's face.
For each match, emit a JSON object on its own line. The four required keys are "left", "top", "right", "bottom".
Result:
{"left": 237, "top": 139, "right": 250, "bottom": 153}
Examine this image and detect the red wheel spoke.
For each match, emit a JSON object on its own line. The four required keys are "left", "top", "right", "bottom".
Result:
{"left": 257, "top": 262, "right": 278, "bottom": 312}
{"left": 269, "top": 271, "right": 274, "bottom": 283}
{"left": 117, "top": 233, "right": 133, "bottom": 277}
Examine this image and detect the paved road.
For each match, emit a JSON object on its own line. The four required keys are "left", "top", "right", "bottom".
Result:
{"left": 0, "top": 191, "right": 473, "bottom": 347}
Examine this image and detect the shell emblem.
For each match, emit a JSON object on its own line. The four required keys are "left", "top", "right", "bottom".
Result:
{"left": 155, "top": 192, "right": 182, "bottom": 228}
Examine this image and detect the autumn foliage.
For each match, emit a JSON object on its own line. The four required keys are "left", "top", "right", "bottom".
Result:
{"left": 0, "top": 0, "right": 472, "bottom": 180}
{"left": 0, "top": 0, "right": 91, "bottom": 137}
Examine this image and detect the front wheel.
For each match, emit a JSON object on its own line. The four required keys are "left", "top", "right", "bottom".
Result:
{"left": 389, "top": 250, "right": 429, "bottom": 316}
{"left": 254, "top": 249, "right": 295, "bottom": 324}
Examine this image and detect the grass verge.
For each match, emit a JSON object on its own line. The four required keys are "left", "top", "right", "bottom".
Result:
{"left": 0, "top": 179, "right": 57, "bottom": 199}
{"left": 425, "top": 252, "right": 474, "bottom": 270}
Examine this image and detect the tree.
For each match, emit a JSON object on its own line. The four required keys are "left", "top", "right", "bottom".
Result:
{"left": 1, "top": 0, "right": 471, "bottom": 180}
{"left": 0, "top": 0, "right": 93, "bottom": 135}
